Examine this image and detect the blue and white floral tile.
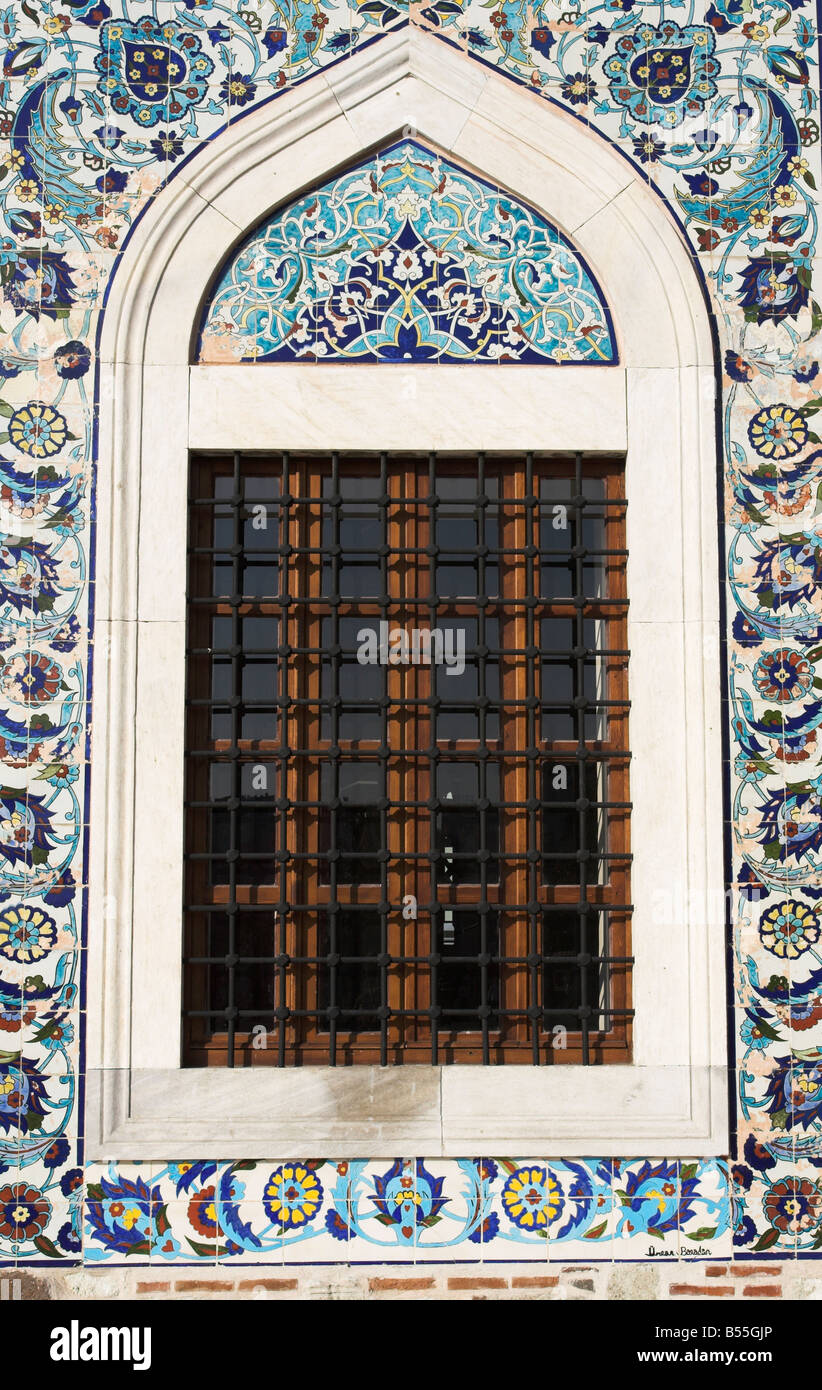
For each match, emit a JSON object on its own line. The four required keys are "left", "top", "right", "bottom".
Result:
{"left": 730, "top": 1157, "right": 808, "bottom": 1259}
{"left": 734, "top": 1003, "right": 784, "bottom": 1086}
{"left": 472, "top": 1159, "right": 553, "bottom": 1261}
{"left": 5, "top": 1190, "right": 81, "bottom": 1264}
{"left": 340, "top": 1159, "right": 428, "bottom": 1263}
{"left": 138, "top": 1162, "right": 223, "bottom": 1265}
{"left": 609, "top": 1160, "right": 685, "bottom": 1261}
{"left": 143, "top": 1202, "right": 220, "bottom": 1268}
{"left": 547, "top": 1202, "right": 616, "bottom": 1263}
{"left": 83, "top": 1160, "right": 167, "bottom": 1265}
{"left": 611, "top": 1208, "right": 680, "bottom": 1262}
{"left": 216, "top": 1162, "right": 301, "bottom": 1265}
{"left": 546, "top": 1163, "right": 616, "bottom": 1261}
{"left": 678, "top": 1198, "right": 733, "bottom": 1261}
{"left": 197, "top": 139, "right": 618, "bottom": 366}
{"left": 209, "top": 1159, "right": 363, "bottom": 1266}
{"left": 0, "top": 1051, "right": 75, "bottom": 1162}
{"left": 16, "top": 1131, "right": 80, "bottom": 1190}
{"left": 753, "top": 1055, "right": 822, "bottom": 1165}
{"left": 675, "top": 1160, "right": 732, "bottom": 1260}
{"left": 20, "top": 993, "right": 80, "bottom": 1052}
{"left": 737, "top": 896, "right": 822, "bottom": 1068}
{"left": 402, "top": 1158, "right": 486, "bottom": 1262}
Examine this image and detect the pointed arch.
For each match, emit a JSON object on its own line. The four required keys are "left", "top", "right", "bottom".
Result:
{"left": 88, "top": 31, "right": 726, "bottom": 1158}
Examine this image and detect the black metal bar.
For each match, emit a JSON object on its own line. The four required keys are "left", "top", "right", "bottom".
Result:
{"left": 428, "top": 450, "right": 439, "bottom": 1065}
{"left": 477, "top": 452, "right": 490, "bottom": 1066}
{"left": 379, "top": 450, "right": 389, "bottom": 1067}
{"left": 525, "top": 450, "right": 540, "bottom": 1065}
{"left": 328, "top": 452, "right": 340, "bottom": 1066}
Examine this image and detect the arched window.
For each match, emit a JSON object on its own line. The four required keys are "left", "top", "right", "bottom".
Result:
{"left": 182, "top": 142, "right": 629, "bottom": 1067}
{"left": 88, "top": 38, "right": 725, "bottom": 1156}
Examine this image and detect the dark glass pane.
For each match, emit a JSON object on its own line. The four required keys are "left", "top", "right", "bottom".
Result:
{"left": 207, "top": 912, "right": 277, "bottom": 1022}
{"left": 239, "top": 761, "right": 276, "bottom": 793}
{"left": 437, "top": 516, "right": 476, "bottom": 550}
{"left": 336, "top": 563, "right": 382, "bottom": 598}
{"left": 433, "top": 472, "right": 500, "bottom": 598}
{"left": 319, "top": 763, "right": 383, "bottom": 884}
{"left": 540, "top": 476, "right": 607, "bottom": 600}
{"left": 209, "top": 805, "right": 277, "bottom": 885}
{"left": 206, "top": 763, "right": 278, "bottom": 885}
{"left": 211, "top": 507, "right": 233, "bottom": 597}
{"left": 209, "top": 763, "right": 231, "bottom": 801}
{"left": 436, "top": 810, "right": 499, "bottom": 884}
{"left": 539, "top": 478, "right": 573, "bottom": 599}
{"left": 542, "top": 910, "right": 604, "bottom": 1030}
{"left": 243, "top": 507, "right": 279, "bottom": 552}
{"left": 242, "top": 562, "right": 278, "bottom": 599}
{"left": 212, "top": 510, "right": 233, "bottom": 548}
{"left": 212, "top": 614, "right": 232, "bottom": 650}
{"left": 435, "top": 617, "right": 499, "bottom": 740}
{"left": 210, "top": 710, "right": 232, "bottom": 740}
{"left": 437, "top": 910, "right": 499, "bottom": 1030}
{"left": 435, "top": 765, "right": 501, "bottom": 885}
{"left": 241, "top": 658, "right": 278, "bottom": 740}
{"left": 321, "top": 616, "right": 383, "bottom": 740}
{"left": 581, "top": 503, "right": 606, "bottom": 601}
{"left": 210, "top": 652, "right": 231, "bottom": 739}
{"left": 540, "top": 758, "right": 601, "bottom": 886}
{"left": 212, "top": 561, "right": 233, "bottom": 596}
{"left": 323, "top": 474, "right": 383, "bottom": 597}
{"left": 242, "top": 616, "right": 279, "bottom": 651}
{"left": 540, "top": 616, "right": 598, "bottom": 743}
{"left": 318, "top": 910, "right": 381, "bottom": 1032}
{"left": 211, "top": 658, "right": 232, "bottom": 701}
{"left": 243, "top": 472, "right": 280, "bottom": 503}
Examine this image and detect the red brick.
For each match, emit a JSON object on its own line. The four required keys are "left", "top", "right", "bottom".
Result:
{"left": 732, "top": 1265, "right": 782, "bottom": 1277}
{"left": 669, "top": 1283, "right": 734, "bottom": 1298}
{"left": 743, "top": 1285, "right": 782, "bottom": 1298}
{"left": 705, "top": 1266, "right": 728, "bottom": 1277}
{"left": 511, "top": 1276, "right": 560, "bottom": 1289}
{"left": 368, "top": 1277, "right": 436, "bottom": 1292}
{"left": 236, "top": 1279, "right": 298, "bottom": 1292}
{"left": 136, "top": 1282, "right": 170, "bottom": 1293}
{"left": 447, "top": 1277, "right": 508, "bottom": 1291}
{"left": 174, "top": 1280, "right": 234, "bottom": 1293}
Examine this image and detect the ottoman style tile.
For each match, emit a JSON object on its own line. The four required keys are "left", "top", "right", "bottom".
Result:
{"left": 197, "top": 140, "right": 617, "bottom": 366}
{"left": 0, "top": 0, "right": 819, "bottom": 1266}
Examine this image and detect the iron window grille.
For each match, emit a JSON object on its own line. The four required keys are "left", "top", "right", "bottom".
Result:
{"left": 183, "top": 451, "right": 632, "bottom": 1065}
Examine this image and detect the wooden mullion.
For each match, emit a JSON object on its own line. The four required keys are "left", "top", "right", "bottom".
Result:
{"left": 290, "top": 454, "right": 324, "bottom": 1054}
{"left": 501, "top": 460, "right": 533, "bottom": 1047}
{"left": 395, "top": 455, "right": 428, "bottom": 1050}
{"left": 601, "top": 468, "right": 631, "bottom": 1045}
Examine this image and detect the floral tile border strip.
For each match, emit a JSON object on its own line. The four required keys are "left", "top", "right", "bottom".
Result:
{"left": 74, "top": 1158, "right": 728, "bottom": 1264}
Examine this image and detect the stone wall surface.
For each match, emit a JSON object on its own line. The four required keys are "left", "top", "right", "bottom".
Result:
{"left": 0, "top": 0, "right": 819, "bottom": 1281}
{"left": 0, "top": 1261, "right": 816, "bottom": 1300}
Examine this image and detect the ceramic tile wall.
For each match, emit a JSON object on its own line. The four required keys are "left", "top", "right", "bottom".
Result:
{"left": 0, "top": 0, "right": 818, "bottom": 1266}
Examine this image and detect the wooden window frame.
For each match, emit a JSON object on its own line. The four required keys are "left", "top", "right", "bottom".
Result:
{"left": 183, "top": 451, "right": 631, "bottom": 1067}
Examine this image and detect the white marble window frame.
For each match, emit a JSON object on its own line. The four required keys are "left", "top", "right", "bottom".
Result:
{"left": 87, "top": 29, "right": 728, "bottom": 1158}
